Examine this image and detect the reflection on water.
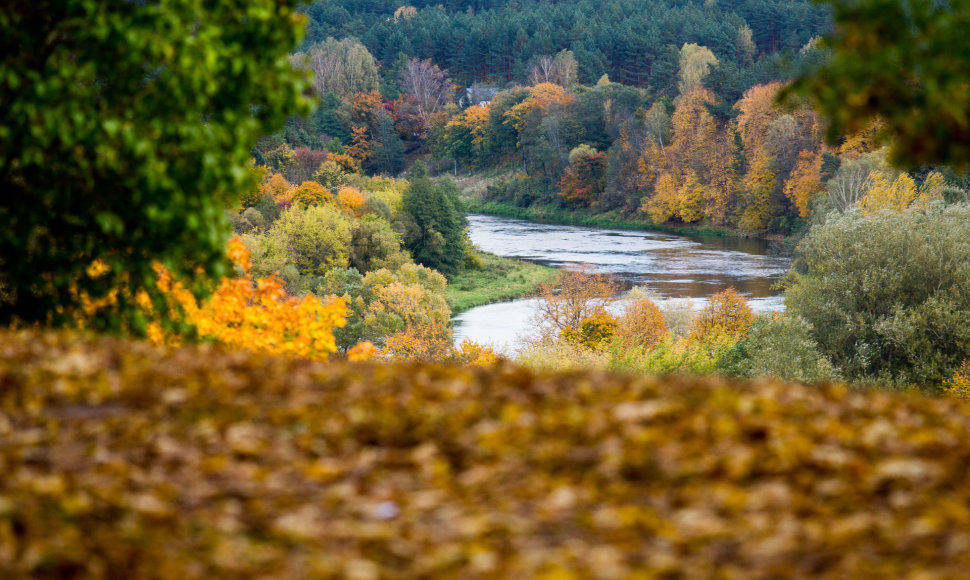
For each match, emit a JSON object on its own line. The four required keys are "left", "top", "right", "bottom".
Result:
{"left": 453, "top": 214, "right": 790, "bottom": 351}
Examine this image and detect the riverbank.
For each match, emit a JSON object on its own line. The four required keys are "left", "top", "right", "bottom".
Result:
{"left": 466, "top": 198, "right": 753, "bottom": 239}
{"left": 445, "top": 249, "right": 559, "bottom": 314}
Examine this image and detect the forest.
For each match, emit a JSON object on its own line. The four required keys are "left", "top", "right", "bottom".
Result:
{"left": 3, "top": 0, "right": 970, "bottom": 577}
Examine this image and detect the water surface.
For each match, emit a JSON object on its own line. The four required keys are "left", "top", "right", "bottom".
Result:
{"left": 453, "top": 214, "right": 789, "bottom": 351}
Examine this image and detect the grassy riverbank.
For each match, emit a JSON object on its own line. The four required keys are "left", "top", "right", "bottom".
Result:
{"left": 466, "top": 199, "right": 746, "bottom": 239}
{"left": 445, "top": 250, "right": 559, "bottom": 314}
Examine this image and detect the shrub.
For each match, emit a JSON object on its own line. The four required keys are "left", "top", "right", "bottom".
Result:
{"left": 785, "top": 205, "right": 970, "bottom": 387}
{"left": 269, "top": 205, "right": 352, "bottom": 277}
{"left": 348, "top": 216, "right": 409, "bottom": 273}
{"left": 716, "top": 313, "right": 841, "bottom": 383}
{"left": 561, "top": 312, "right": 619, "bottom": 349}
{"left": 945, "top": 360, "right": 970, "bottom": 400}
{"left": 533, "top": 266, "right": 617, "bottom": 338}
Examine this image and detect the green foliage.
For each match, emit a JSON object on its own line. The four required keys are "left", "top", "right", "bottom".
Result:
{"left": 316, "top": 263, "right": 449, "bottom": 350}
{"left": 787, "top": 0, "right": 970, "bottom": 168}
{"left": 261, "top": 205, "right": 353, "bottom": 280}
{"left": 302, "top": 1, "right": 828, "bottom": 87}
{"left": 716, "top": 314, "right": 841, "bottom": 383}
{"left": 312, "top": 160, "right": 349, "bottom": 189}
{"left": 348, "top": 216, "right": 409, "bottom": 273}
{"left": 0, "top": 0, "right": 312, "bottom": 329}
{"left": 608, "top": 333, "right": 739, "bottom": 376}
{"left": 401, "top": 163, "right": 468, "bottom": 277}
{"left": 785, "top": 205, "right": 970, "bottom": 388}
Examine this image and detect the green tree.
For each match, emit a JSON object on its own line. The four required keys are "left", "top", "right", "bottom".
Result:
{"left": 269, "top": 205, "right": 353, "bottom": 278}
{"left": 400, "top": 163, "right": 468, "bottom": 277}
{"left": 785, "top": 206, "right": 970, "bottom": 388}
{"left": 786, "top": 0, "right": 970, "bottom": 168}
{"left": 0, "top": 0, "right": 311, "bottom": 329}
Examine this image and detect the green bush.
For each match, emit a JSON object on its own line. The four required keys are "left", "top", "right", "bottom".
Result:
{"left": 716, "top": 314, "right": 840, "bottom": 383}
{"left": 785, "top": 205, "right": 970, "bottom": 388}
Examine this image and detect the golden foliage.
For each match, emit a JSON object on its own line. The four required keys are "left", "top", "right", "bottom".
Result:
{"left": 382, "top": 318, "right": 454, "bottom": 361}
{"left": 560, "top": 312, "right": 619, "bottom": 349}
{"left": 4, "top": 330, "right": 970, "bottom": 578}
{"left": 261, "top": 172, "right": 295, "bottom": 204}
{"left": 859, "top": 170, "right": 945, "bottom": 214}
{"left": 448, "top": 339, "right": 504, "bottom": 367}
{"left": 152, "top": 236, "right": 347, "bottom": 361}
{"left": 291, "top": 181, "right": 332, "bottom": 208}
{"left": 784, "top": 150, "right": 824, "bottom": 217}
{"left": 392, "top": 5, "right": 417, "bottom": 22}
{"left": 504, "top": 83, "right": 572, "bottom": 140}
{"left": 336, "top": 186, "right": 367, "bottom": 216}
{"left": 945, "top": 359, "right": 970, "bottom": 400}
{"left": 615, "top": 297, "right": 669, "bottom": 348}
{"left": 346, "top": 340, "right": 377, "bottom": 362}
{"left": 642, "top": 172, "right": 679, "bottom": 223}
{"left": 326, "top": 152, "right": 362, "bottom": 175}
{"left": 345, "top": 125, "right": 372, "bottom": 163}
{"left": 690, "top": 287, "right": 754, "bottom": 340}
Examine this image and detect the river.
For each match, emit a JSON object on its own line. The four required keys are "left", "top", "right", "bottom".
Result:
{"left": 452, "top": 214, "right": 790, "bottom": 351}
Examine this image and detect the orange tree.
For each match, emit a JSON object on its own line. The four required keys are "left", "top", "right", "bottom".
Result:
{"left": 150, "top": 236, "right": 350, "bottom": 361}
{"left": 0, "top": 0, "right": 312, "bottom": 331}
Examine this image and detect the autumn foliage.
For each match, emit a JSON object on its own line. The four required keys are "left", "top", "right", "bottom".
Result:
{"left": 4, "top": 330, "right": 970, "bottom": 578}
{"left": 151, "top": 236, "right": 348, "bottom": 361}
{"left": 615, "top": 297, "right": 669, "bottom": 348}
{"left": 690, "top": 287, "right": 755, "bottom": 339}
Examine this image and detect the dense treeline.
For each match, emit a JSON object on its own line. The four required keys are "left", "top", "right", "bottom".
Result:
{"left": 299, "top": 0, "right": 830, "bottom": 90}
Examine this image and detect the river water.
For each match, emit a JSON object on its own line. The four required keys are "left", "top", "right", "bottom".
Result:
{"left": 452, "top": 214, "right": 790, "bottom": 351}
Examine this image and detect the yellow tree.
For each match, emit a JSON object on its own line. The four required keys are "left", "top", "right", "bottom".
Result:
{"left": 677, "top": 170, "right": 706, "bottom": 223}
{"left": 261, "top": 172, "right": 295, "bottom": 204}
{"left": 291, "top": 181, "right": 333, "bottom": 208}
{"left": 735, "top": 83, "right": 787, "bottom": 231}
{"left": 783, "top": 150, "right": 825, "bottom": 217}
{"left": 615, "top": 297, "right": 668, "bottom": 348}
{"left": 503, "top": 83, "right": 572, "bottom": 145}
{"left": 642, "top": 172, "right": 680, "bottom": 223}
{"left": 690, "top": 288, "right": 754, "bottom": 340}
{"left": 151, "top": 236, "right": 348, "bottom": 361}
{"left": 345, "top": 126, "right": 372, "bottom": 164}
{"left": 858, "top": 171, "right": 918, "bottom": 214}
{"left": 678, "top": 43, "right": 718, "bottom": 95}
{"left": 738, "top": 148, "right": 776, "bottom": 232}
{"left": 648, "top": 87, "right": 734, "bottom": 224}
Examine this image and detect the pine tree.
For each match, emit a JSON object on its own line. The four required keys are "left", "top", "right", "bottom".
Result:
{"left": 401, "top": 163, "right": 468, "bottom": 277}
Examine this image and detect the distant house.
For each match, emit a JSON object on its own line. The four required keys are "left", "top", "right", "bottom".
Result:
{"left": 458, "top": 83, "right": 501, "bottom": 109}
